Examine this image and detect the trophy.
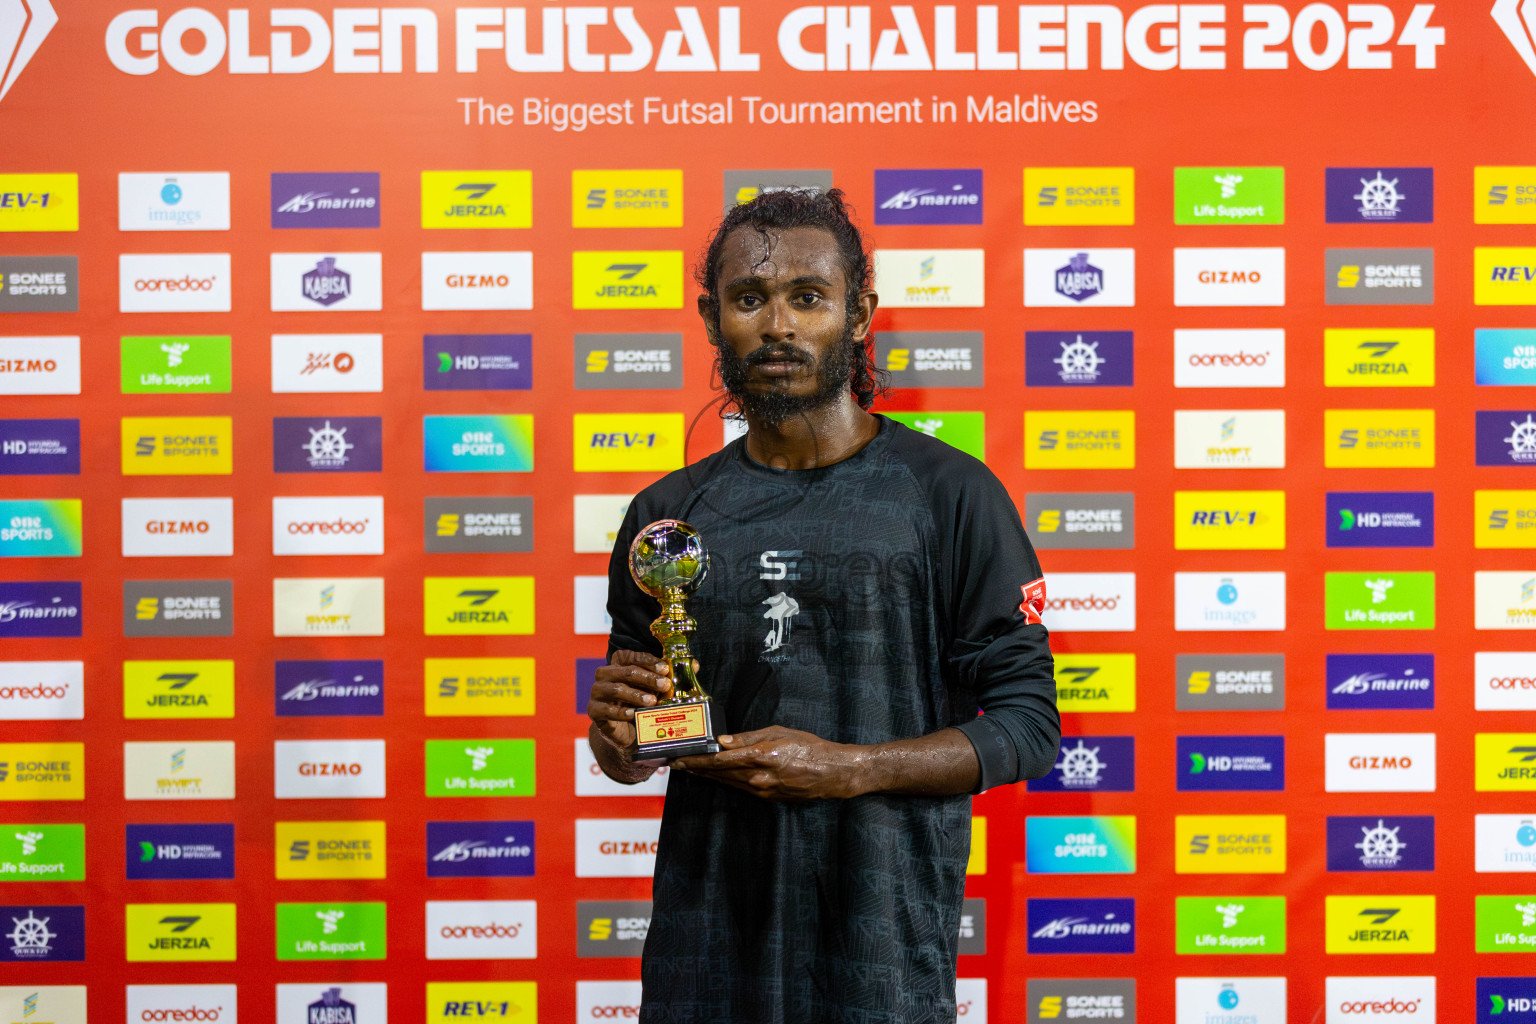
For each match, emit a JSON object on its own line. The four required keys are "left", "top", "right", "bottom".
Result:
{"left": 628, "top": 519, "right": 721, "bottom": 762}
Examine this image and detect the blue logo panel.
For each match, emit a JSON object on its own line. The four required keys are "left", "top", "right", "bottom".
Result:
{"left": 126, "top": 823, "right": 236, "bottom": 880}
{"left": 873, "top": 169, "right": 983, "bottom": 225}
{"left": 1478, "top": 977, "right": 1536, "bottom": 1023}
{"left": 1324, "top": 167, "right": 1433, "bottom": 223}
{"left": 1176, "top": 735, "right": 1285, "bottom": 791}
{"left": 1477, "top": 410, "right": 1536, "bottom": 467}
{"left": 1025, "top": 816, "right": 1136, "bottom": 874}
{"left": 275, "top": 660, "right": 385, "bottom": 717}
{"left": 425, "top": 820, "right": 536, "bottom": 878}
{"left": 1026, "top": 898, "right": 1135, "bottom": 954}
{"left": 1025, "top": 331, "right": 1134, "bottom": 387}
{"left": 0, "top": 905, "right": 84, "bottom": 961}
{"left": 272, "top": 416, "right": 383, "bottom": 473}
{"left": 1325, "top": 815, "right": 1435, "bottom": 872}
{"left": 1028, "top": 736, "right": 1135, "bottom": 792}
{"left": 576, "top": 657, "right": 605, "bottom": 715}
{"left": 1325, "top": 492, "right": 1434, "bottom": 548}
{"left": 0, "top": 419, "right": 78, "bottom": 475}
{"left": 423, "top": 334, "right": 533, "bottom": 391}
{"left": 1477, "top": 329, "right": 1536, "bottom": 386}
{"left": 1326, "top": 653, "right": 1435, "bottom": 710}
{"left": 0, "top": 581, "right": 81, "bottom": 637}
{"left": 271, "top": 172, "right": 381, "bottom": 229}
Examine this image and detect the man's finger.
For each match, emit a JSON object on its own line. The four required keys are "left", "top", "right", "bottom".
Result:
{"left": 590, "top": 681, "right": 661, "bottom": 707}
{"left": 611, "top": 649, "right": 669, "bottom": 673}
{"left": 717, "top": 727, "right": 781, "bottom": 749}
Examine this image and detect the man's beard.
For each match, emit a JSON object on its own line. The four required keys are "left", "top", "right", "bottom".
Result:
{"left": 715, "top": 314, "right": 858, "bottom": 426}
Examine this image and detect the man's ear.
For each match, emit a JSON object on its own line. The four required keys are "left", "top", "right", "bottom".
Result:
{"left": 850, "top": 288, "right": 879, "bottom": 342}
{"left": 697, "top": 294, "right": 721, "bottom": 346}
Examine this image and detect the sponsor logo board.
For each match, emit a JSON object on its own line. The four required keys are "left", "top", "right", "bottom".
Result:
{"left": 1054, "top": 653, "right": 1136, "bottom": 713}
{"left": 0, "top": 174, "right": 76, "bottom": 232}
{"left": 1175, "top": 977, "right": 1286, "bottom": 1024}
{"left": 874, "top": 168, "right": 982, "bottom": 225}
{"left": 1026, "top": 410, "right": 1135, "bottom": 469}
{"left": 575, "top": 332, "right": 683, "bottom": 390}
{"left": 121, "top": 335, "right": 231, "bottom": 394}
{"left": 123, "top": 659, "right": 234, "bottom": 719}
{"left": 270, "top": 334, "right": 383, "bottom": 393}
{"left": 274, "top": 739, "right": 385, "bottom": 799}
{"left": 123, "top": 580, "right": 232, "bottom": 638}
{"left": 1325, "top": 733, "right": 1437, "bottom": 792}
{"left": 119, "top": 172, "right": 231, "bottom": 231}
{"left": 1175, "top": 895, "right": 1286, "bottom": 954}
{"left": 0, "top": 581, "right": 81, "bottom": 639}
{"left": 126, "top": 823, "right": 235, "bottom": 880}
{"left": 1326, "top": 654, "right": 1434, "bottom": 709}
{"left": 0, "top": 905, "right": 83, "bottom": 962}
{"left": 123, "top": 741, "right": 234, "bottom": 800}
{"left": 1176, "top": 654, "right": 1286, "bottom": 711}
{"left": 424, "top": 334, "right": 531, "bottom": 390}
{"left": 1038, "top": 572, "right": 1135, "bottom": 632}
{"left": 874, "top": 249, "right": 986, "bottom": 307}
{"left": 424, "top": 738, "right": 534, "bottom": 796}
{"left": 1326, "top": 166, "right": 1434, "bottom": 223}
{"left": 425, "top": 900, "right": 536, "bottom": 960}
{"left": 1026, "top": 816, "right": 1136, "bottom": 873}
{"left": 126, "top": 985, "right": 235, "bottom": 1024}
{"left": 572, "top": 250, "right": 682, "bottom": 309}
{"left": 272, "top": 416, "right": 382, "bottom": 473}
{"left": 1175, "top": 814, "right": 1286, "bottom": 873}
{"left": 577, "top": 900, "right": 651, "bottom": 957}
{"left": 276, "top": 901, "right": 385, "bottom": 960}
{"left": 876, "top": 331, "right": 984, "bottom": 389}
{"left": 1025, "top": 898, "right": 1135, "bottom": 954}
{"left": 576, "top": 818, "right": 661, "bottom": 877}
{"left": 424, "top": 414, "right": 534, "bottom": 473}
{"left": 1325, "top": 895, "right": 1435, "bottom": 954}
{"left": 124, "top": 902, "right": 236, "bottom": 962}
{"left": 1025, "top": 978, "right": 1136, "bottom": 1023}
{"left": 1025, "top": 331, "right": 1133, "bottom": 387}
{"left": 275, "top": 659, "right": 384, "bottom": 718}
{"left": 1325, "top": 571, "right": 1435, "bottom": 629}
{"left": 1477, "top": 651, "right": 1536, "bottom": 710}
{"left": 425, "top": 497, "right": 533, "bottom": 554}
{"left": 573, "top": 169, "right": 682, "bottom": 228}
{"left": 271, "top": 253, "right": 381, "bottom": 311}
{"left": 1173, "top": 329, "right": 1285, "bottom": 388}
{"left": 1326, "top": 492, "right": 1434, "bottom": 548}
{"left": 1177, "top": 736, "right": 1285, "bottom": 791}
{"left": 272, "top": 577, "right": 385, "bottom": 636}
{"left": 426, "top": 657, "right": 534, "bottom": 717}
{"left": 1174, "top": 572, "right": 1286, "bottom": 631}
{"left": 1478, "top": 328, "right": 1536, "bottom": 386}
{"left": 271, "top": 172, "right": 380, "bottom": 229}
{"left": 0, "top": 417, "right": 77, "bottom": 475}
{"left": 1477, "top": 733, "right": 1536, "bottom": 791}
{"left": 0, "top": 256, "right": 76, "bottom": 313}
{"left": 121, "top": 417, "right": 232, "bottom": 476}
{"left": 1024, "top": 167, "right": 1135, "bottom": 226}
{"left": 272, "top": 496, "right": 384, "bottom": 556}
{"left": 1476, "top": 814, "right": 1536, "bottom": 873}
{"left": 0, "top": 337, "right": 79, "bottom": 394}
{"left": 1027, "top": 736, "right": 1135, "bottom": 793}
{"left": 1327, "top": 248, "right": 1435, "bottom": 305}
{"left": 1026, "top": 492, "right": 1134, "bottom": 550}
{"left": 1323, "top": 328, "right": 1435, "bottom": 387}
{"left": 1173, "top": 490, "right": 1285, "bottom": 550}
{"left": 121, "top": 498, "right": 233, "bottom": 557}
{"left": 421, "top": 170, "right": 531, "bottom": 228}
{"left": 1326, "top": 816, "right": 1435, "bottom": 873}
{"left": 1173, "top": 247, "right": 1286, "bottom": 306}
{"left": 1476, "top": 572, "right": 1536, "bottom": 630}
{"left": 0, "top": 822, "right": 84, "bottom": 880}
{"left": 275, "top": 820, "right": 386, "bottom": 880}
{"left": 1025, "top": 248, "right": 1135, "bottom": 306}
{"left": 422, "top": 252, "right": 533, "bottom": 310}
{"left": 1325, "top": 409, "right": 1435, "bottom": 467}
{"left": 119, "top": 254, "right": 230, "bottom": 313}
{"left": 722, "top": 169, "right": 832, "bottom": 210}
{"left": 1175, "top": 167, "right": 1284, "bottom": 224}
{"left": 426, "top": 820, "right": 535, "bottom": 878}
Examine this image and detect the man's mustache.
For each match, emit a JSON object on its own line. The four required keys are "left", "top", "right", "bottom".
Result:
{"left": 744, "top": 345, "right": 811, "bottom": 366}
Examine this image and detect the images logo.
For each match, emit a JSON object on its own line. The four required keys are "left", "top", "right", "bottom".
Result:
{"left": 573, "top": 250, "right": 683, "bottom": 310}
{"left": 119, "top": 173, "right": 231, "bottom": 232}
{"left": 1323, "top": 328, "right": 1435, "bottom": 387}
{"left": 427, "top": 821, "right": 535, "bottom": 878}
{"left": 424, "top": 739, "right": 535, "bottom": 796}
{"left": 0, "top": 823, "right": 83, "bottom": 880}
{"left": 1325, "top": 895, "right": 1435, "bottom": 954}
{"left": 873, "top": 249, "right": 986, "bottom": 307}
{"left": 1173, "top": 490, "right": 1286, "bottom": 550}
{"left": 0, "top": 905, "right": 82, "bottom": 962}
{"left": 1175, "top": 978, "right": 1286, "bottom": 1024}
{"left": 1175, "top": 167, "right": 1285, "bottom": 225}
{"left": 424, "top": 414, "right": 534, "bottom": 473}
{"left": 1327, "top": 816, "right": 1435, "bottom": 873}
{"left": 1026, "top": 411, "right": 1135, "bottom": 470}
{"left": 425, "top": 334, "right": 531, "bottom": 391}
{"left": 1178, "top": 736, "right": 1285, "bottom": 791}
{"left": 275, "top": 659, "right": 384, "bottom": 718}
{"left": 1326, "top": 409, "right": 1436, "bottom": 468}
{"left": 1177, "top": 653, "right": 1286, "bottom": 711}
{"left": 122, "top": 659, "right": 234, "bottom": 719}
{"left": 1174, "top": 572, "right": 1286, "bottom": 631}
{"left": 1025, "top": 898, "right": 1135, "bottom": 954}
{"left": 1053, "top": 653, "right": 1136, "bottom": 713}
{"left": 421, "top": 170, "right": 531, "bottom": 228}
{"left": 1476, "top": 814, "right": 1536, "bottom": 872}
{"left": 1175, "top": 815, "right": 1286, "bottom": 873}
{"left": 1024, "top": 249, "right": 1135, "bottom": 306}
{"left": 126, "top": 823, "right": 235, "bottom": 880}
{"left": 0, "top": 256, "right": 76, "bottom": 312}
{"left": 1325, "top": 571, "right": 1435, "bottom": 630}
{"left": 1325, "top": 167, "right": 1434, "bottom": 223}
{"left": 1025, "top": 331, "right": 1133, "bottom": 387}
{"left": 275, "top": 820, "right": 386, "bottom": 880}
{"left": 1327, "top": 248, "right": 1434, "bottom": 305}
{"left": 1326, "top": 492, "right": 1434, "bottom": 549}
{"left": 1327, "top": 654, "right": 1434, "bottom": 710}
{"left": 1025, "top": 816, "right": 1136, "bottom": 873}
{"left": 121, "top": 335, "right": 232, "bottom": 394}
{"left": 276, "top": 901, "right": 386, "bottom": 960}
{"left": 1174, "top": 247, "right": 1287, "bottom": 306}
{"left": 1023, "top": 167, "right": 1134, "bottom": 226}
{"left": 1175, "top": 895, "right": 1286, "bottom": 954}
{"left": 272, "top": 577, "right": 385, "bottom": 637}
{"left": 874, "top": 169, "right": 982, "bottom": 225}
{"left": 125, "top": 903, "right": 235, "bottom": 962}
{"left": 271, "top": 172, "right": 380, "bottom": 229}
{"left": 573, "top": 169, "right": 682, "bottom": 228}
{"left": 1325, "top": 733, "right": 1437, "bottom": 792}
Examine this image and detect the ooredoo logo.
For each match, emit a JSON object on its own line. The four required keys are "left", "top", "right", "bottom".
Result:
{"left": 425, "top": 900, "right": 537, "bottom": 960}
{"left": 0, "top": 660, "right": 83, "bottom": 720}
{"left": 1325, "top": 976, "right": 1434, "bottom": 1022}
{"left": 119, "top": 255, "right": 232, "bottom": 313}
{"left": 272, "top": 496, "right": 384, "bottom": 556}
{"left": 1037, "top": 573, "right": 1136, "bottom": 632}
{"left": 125, "top": 984, "right": 235, "bottom": 1024}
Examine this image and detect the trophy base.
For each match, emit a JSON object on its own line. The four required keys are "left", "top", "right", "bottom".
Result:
{"left": 633, "top": 697, "right": 720, "bottom": 764}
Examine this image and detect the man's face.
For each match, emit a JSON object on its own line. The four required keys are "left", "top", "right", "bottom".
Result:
{"left": 703, "top": 225, "right": 871, "bottom": 423}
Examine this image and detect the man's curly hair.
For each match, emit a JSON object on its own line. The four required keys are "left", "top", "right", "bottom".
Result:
{"left": 696, "top": 187, "right": 887, "bottom": 413}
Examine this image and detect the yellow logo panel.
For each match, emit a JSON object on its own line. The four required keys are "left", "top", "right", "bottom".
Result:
{"left": 1476, "top": 247, "right": 1536, "bottom": 305}
{"left": 1175, "top": 815, "right": 1286, "bottom": 874}
{"left": 0, "top": 174, "right": 79, "bottom": 231}
{"left": 0, "top": 742, "right": 83, "bottom": 800}
{"left": 572, "top": 251, "right": 685, "bottom": 309}
{"left": 121, "top": 416, "right": 232, "bottom": 475}
{"left": 427, "top": 983, "right": 537, "bottom": 1022}
{"left": 573, "top": 413, "right": 686, "bottom": 472}
{"left": 125, "top": 902, "right": 237, "bottom": 962}
{"left": 1475, "top": 732, "right": 1536, "bottom": 791}
{"left": 275, "top": 820, "right": 387, "bottom": 879}
{"left": 1025, "top": 411, "right": 1135, "bottom": 470}
{"left": 1323, "top": 409, "right": 1435, "bottom": 468}
{"left": 1476, "top": 491, "right": 1536, "bottom": 549}
{"left": 123, "top": 660, "right": 235, "bottom": 719}
{"left": 421, "top": 171, "right": 531, "bottom": 228}
{"left": 572, "top": 170, "right": 683, "bottom": 227}
{"left": 424, "top": 576, "right": 535, "bottom": 636}
{"left": 1475, "top": 167, "right": 1536, "bottom": 224}
{"left": 966, "top": 816, "right": 987, "bottom": 875}
{"left": 1023, "top": 167, "right": 1135, "bottom": 225}
{"left": 1054, "top": 653, "right": 1136, "bottom": 712}
{"left": 425, "top": 657, "right": 535, "bottom": 716}
{"left": 1323, "top": 328, "right": 1435, "bottom": 387}
{"left": 1325, "top": 895, "right": 1435, "bottom": 954}
{"left": 1174, "top": 491, "right": 1286, "bottom": 550}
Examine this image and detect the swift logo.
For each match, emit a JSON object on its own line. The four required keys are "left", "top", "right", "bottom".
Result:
{"left": 1494, "top": 0, "right": 1536, "bottom": 77}
{"left": 0, "top": 0, "right": 57, "bottom": 103}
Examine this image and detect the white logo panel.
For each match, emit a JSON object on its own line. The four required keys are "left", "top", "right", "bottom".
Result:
{"left": 122, "top": 497, "right": 234, "bottom": 557}
{"left": 421, "top": 252, "right": 534, "bottom": 310}
{"left": 575, "top": 737, "right": 670, "bottom": 797}
{"left": 127, "top": 985, "right": 237, "bottom": 1024}
{"left": 575, "top": 818, "right": 661, "bottom": 878}
{"left": 1038, "top": 572, "right": 1136, "bottom": 632}
{"left": 1174, "top": 329, "right": 1287, "bottom": 388}
{"left": 0, "top": 337, "right": 80, "bottom": 395}
{"left": 272, "top": 496, "right": 385, "bottom": 556}
{"left": 1023, "top": 248, "right": 1136, "bottom": 307}
{"left": 123, "top": 740, "right": 236, "bottom": 800}
{"left": 1174, "top": 247, "right": 1286, "bottom": 306}
{"left": 1173, "top": 410, "right": 1287, "bottom": 468}
{"left": 118, "top": 173, "right": 231, "bottom": 231}
{"left": 120, "top": 254, "right": 232, "bottom": 313}
{"left": 274, "top": 739, "right": 386, "bottom": 799}
{"left": 872, "top": 249, "right": 985, "bottom": 308}
{"left": 1325, "top": 976, "right": 1435, "bottom": 1023}
{"left": 425, "top": 900, "right": 537, "bottom": 960}
{"left": 275, "top": 985, "right": 385, "bottom": 1024}
{"left": 1324, "top": 733, "right": 1437, "bottom": 792}
{"left": 272, "top": 577, "right": 385, "bottom": 637}
{"left": 573, "top": 494, "right": 632, "bottom": 554}
{"left": 1176, "top": 977, "right": 1286, "bottom": 1024}
{"left": 955, "top": 979, "right": 987, "bottom": 1023}
{"left": 1476, "top": 571, "right": 1536, "bottom": 629}
{"left": 270, "top": 253, "right": 383, "bottom": 311}
{"left": 574, "top": 575, "right": 612, "bottom": 635}
{"left": 271, "top": 334, "right": 384, "bottom": 393}
{"left": 0, "top": 660, "right": 83, "bottom": 720}
{"left": 0, "top": 987, "right": 84, "bottom": 1024}
{"left": 1476, "top": 651, "right": 1536, "bottom": 710}
{"left": 1174, "top": 572, "right": 1287, "bottom": 631}
{"left": 1476, "top": 813, "right": 1536, "bottom": 872}
{"left": 577, "top": 981, "right": 643, "bottom": 1023}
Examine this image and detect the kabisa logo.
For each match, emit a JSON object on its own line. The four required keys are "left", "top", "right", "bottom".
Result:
{"left": 302, "top": 258, "right": 349, "bottom": 306}
{"left": 1476, "top": 733, "right": 1536, "bottom": 791}
{"left": 1326, "top": 816, "right": 1435, "bottom": 872}
{"left": 0, "top": 905, "right": 82, "bottom": 962}
{"left": 309, "top": 987, "right": 358, "bottom": 1024}
{"left": 1475, "top": 814, "right": 1536, "bottom": 872}
{"left": 573, "top": 250, "right": 684, "bottom": 310}
{"left": 1325, "top": 896, "right": 1436, "bottom": 954}
{"left": 271, "top": 173, "right": 381, "bottom": 229}
{"left": 1327, "top": 654, "right": 1435, "bottom": 710}
{"left": 0, "top": 418, "right": 78, "bottom": 476}
{"left": 125, "top": 903, "right": 236, "bottom": 962}
{"left": 1052, "top": 653, "right": 1137, "bottom": 713}
{"left": 275, "top": 821, "right": 387, "bottom": 880}
{"left": 575, "top": 332, "right": 684, "bottom": 390}
{"left": 270, "top": 253, "right": 382, "bottom": 312}
{"left": 1326, "top": 491, "right": 1434, "bottom": 549}
{"left": 1325, "top": 733, "right": 1437, "bottom": 793}
{"left": 578, "top": 900, "right": 652, "bottom": 957}
{"left": 1025, "top": 816, "right": 1137, "bottom": 874}
{"left": 1176, "top": 654, "right": 1286, "bottom": 712}
{"left": 1174, "top": 895, "right": 1287, "bottom": 954}
{"left": 1322, "top": 328, "right": 1435, "bottom": 387}
{"left": 0, "top": 582, "right": 81, "bottom": 639}
{"left": 425, "top": 334, "right": 532, "bottom": 391}
{"left": 1025, "top": 898, "right": 1135, "bottom": 954}
{"left": 0, "top": 822, "right": 84, "bottom": 880}
{"left": 1327, "top": 248, "right": 1435, "bottom": 305}
{"left": 275, "top": 984, "right": 387, "bottom": 1024}
{"left": 1025, "top": 331, "right": 1134, "bottom": 387}
{"left": 1055, "top": 252, "right": 1103, "bottom": 301}
{"left": 1028, "top": 736, "right": 1135, "bottom": 793}
{"left": 1026, "top": 978, "right": 1136, "bottom": 1023}
{"left": 1478, "top": 976, "right": 1536, "bottom": 1024}
{"left": 421, "top": 171, "right": 532, "bottom": 228}
{"left": 0, "top": 256, "right": 77, "bottom": 312}
{"left": 1178, "top": 736, "right": 1285, "bottom": 792}
{"left": 873, "top": 169, "right": 983, "bottom": 225}
{"left": 122, "top": 659, "right": 234, "bottom": 720}
{"left": 1175, "top": 815, "right": 1287, "bottom": 874}
{"left": 1023, "top": 167, "right": 1134, "bottom": 226}
{"left": 126, "top": 823, "right": 235, "bottom": 881}
{"left": 272, "top": 416, "right": 383, "bottom": 473}
{"left": 427, "top": 821, "right": 535, "bottom": 878}
{"left": 1478, "top": 412, "right": 1536, "bottom": 467}
{"left": 275, "top": 660, "right": 384, "bottom": 717}
{"left": 572, "top": 170, "right": 683, "bottom": 228}
{"left": 0, "top": 3, "right": 57, "bottom": 105}
{"left": 1325, "top": 167, "right": 1434, "bottom": 223}
{"left": 423, "top": 414, "right": 535, "bottom": 473}
{"left": 424, "top": 739, "right": 535, "bottom": 796}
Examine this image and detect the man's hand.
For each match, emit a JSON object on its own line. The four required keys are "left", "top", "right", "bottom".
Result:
{"left": 670, "top": 726, "right": 870, "bottom": 801}
{"left": 587, "top": 649, "right": 675, "bottom": 783}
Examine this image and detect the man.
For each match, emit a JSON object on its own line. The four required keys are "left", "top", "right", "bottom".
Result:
{"left": 587, "top": 188, "right": 1059, "bottom": 1023}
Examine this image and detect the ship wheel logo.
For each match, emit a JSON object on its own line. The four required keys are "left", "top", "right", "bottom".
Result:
{"left": 6, "top": 910, "right": 55, "bottom": 957}
{"left": 1054, "top": 739, "right": 1106, "bottom": 788}
{"left": 1054, "top": 336, "right": 1105, "bottom": 383}
{"left": 303, "top": 420, "right": 354, "bottom": 469}
{"left": 1353, "top": 172, "right": 1405, "bottom": 219}
{"left": 1354, "top": 819, "right": 1405, "bottom": 868}
{"left": 1504, "top": 414, "right": 1536, "bottom": 463}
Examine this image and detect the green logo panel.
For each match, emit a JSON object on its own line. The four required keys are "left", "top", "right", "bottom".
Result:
{"left": 1476, "top": 894, "right": 1536, "bottom": 952}
{"left": 121, "top": 336, "right": 232, "bottom": 393}
{"left": 1176, "top": 895, "right": 1286, "bottom": 954}
{"left": 887, "top": 412, "right": 985, "bottom": 460}
{"left": 425, "top": 739, "right": 536, "bottom": 797}
{"left": 0, "top": 823, "right": 85, "bottom": 880}
{"left": 1324, "top": 571, "right": 1435, "bottom": 629}
{"left": 1174, "top": 167, "right": 1286, "bottom": 225}
{"left": 276, "top": 901, "right": 387, "bottom": 960}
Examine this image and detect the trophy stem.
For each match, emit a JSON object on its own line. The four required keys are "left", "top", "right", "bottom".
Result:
{"left": 652, "top": 586, "right": 707, "bottom": 702}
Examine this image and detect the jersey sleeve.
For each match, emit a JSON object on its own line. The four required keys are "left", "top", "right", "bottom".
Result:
{"left": 606, "top": 501, "right": 663, "bottom": 659}
{"left": 929, "top": 459, "right": 1061, "bottom": 792}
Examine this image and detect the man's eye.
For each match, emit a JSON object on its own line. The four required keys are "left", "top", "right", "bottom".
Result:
{"left": 795, "top": 292, "right": 820, "bottom": 305}
{"left": 738, "top": 294, "right": 762, "bottom": 307}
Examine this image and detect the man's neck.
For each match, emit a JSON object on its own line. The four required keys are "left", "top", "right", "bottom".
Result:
{"left": 742, "top": 395, "right": 879, "bottom": 471}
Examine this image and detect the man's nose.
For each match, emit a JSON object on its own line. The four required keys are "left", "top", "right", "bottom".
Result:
{"left": 760, "top": 295, "right": 796, "bottom": 340}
